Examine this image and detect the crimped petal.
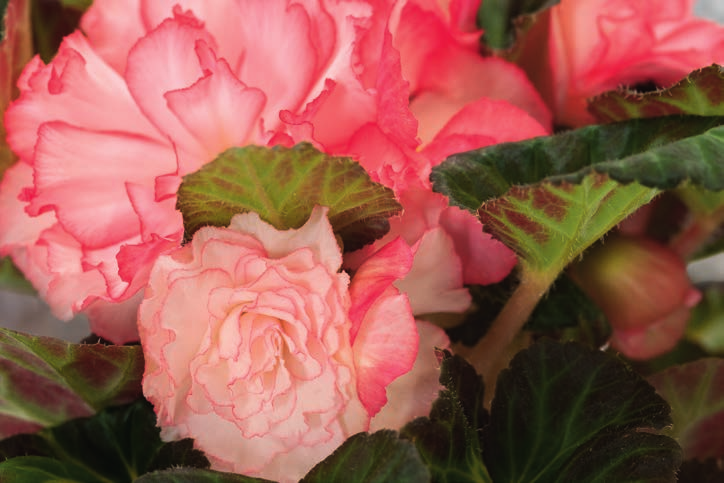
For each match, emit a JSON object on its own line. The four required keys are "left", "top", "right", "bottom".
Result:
{"left": 6, "top": 32, "right": 162, "bottom": 162}
{"left": 28, "top": 122, "right": 176, "bottom": 248}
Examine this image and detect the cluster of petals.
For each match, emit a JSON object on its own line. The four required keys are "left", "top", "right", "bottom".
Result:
{"left": 0, "top": 0, "right": 551, "bottom": 342}
{"left": 0, "top": 0, "right": 422, "bottom": 343}
{"left": 139, "top": 207, "right": 420, "bottom": 481}
{"left": 519, "top": 0, "right": 724, "bottom": 127}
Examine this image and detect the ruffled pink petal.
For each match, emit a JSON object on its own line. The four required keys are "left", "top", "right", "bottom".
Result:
{"left": 422, "top": 97, "right": 549, "bottom": 165}
{"left": 28, "top": 122, "right": 176, "bottom": 248}
{"left": 140, "top": 1, "right": 246, "bottom": 70}
{"left": 0, "top": 162, "right": 54, "bottom": 249}
{"left": 412, "top": 54, "right": 552, "bottom": 143}
{"left": 80, "top": 0, "right": 145, "bottom": 73}
{"left": 348, "top": 237, "right": 413, "bottom": 342}
{"left": 228, "top": 1, "right": 319, "bottom": 126}
{"left": 164, "top": 44, "right": 266, "bottom": 157}
{"left": 6, "top": 32, "right": 163, "bottom": 162}
{"left": 124, "top": 12, "right": 214, "bottom": 168}
{"left": 370, "top": 319, "right": 449, "bottom": 430}
{"left": 439, "top": 205, "right": 517, "bottom": 285}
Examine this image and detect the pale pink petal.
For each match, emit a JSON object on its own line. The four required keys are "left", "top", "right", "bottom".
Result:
{"left": 412, "top": 54, "right": 552, "bottom": 143}
{"left": 228, "top": 206, "right": 342, "bottom": 273}
{"left": 353, "top": 290, "right": 417, "bottom": 415}
{"left": 395, "top": 227, "right": 471, "bottom": 315}
{"left": 80, "top": 0, "right": 145, "bottom": 73}
{"left": 370, "top": 319, "right": 449, "bottom": 430}
{"left": 84, "top": 292, "right": 143, "bottom": 343}
{"left": 422, "top": 97, "right": 549, "bottom": 165}
{"left": 439, "top": 205, "right": 517, "bottom": 285}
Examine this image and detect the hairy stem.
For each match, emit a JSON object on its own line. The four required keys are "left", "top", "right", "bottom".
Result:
{"left": 466, "top": 265, "right": 556, "bottom": 390}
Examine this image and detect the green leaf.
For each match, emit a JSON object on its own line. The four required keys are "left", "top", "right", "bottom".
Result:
{"left": 301, "top": 430, "right": 430, "bottom": 483}
{"left": 137, "top": 468, "right": 273, "bottom": 483}
{"left": 432, "top": 115, "right": 724, "bottom": 276}
{"left": 0, "top": 456, "right": 102, "bottom": 483}
{"left": 589, "top": 65, "right": 724, "bottom": 123}
{"left": 400, "top": 350, "right": 491, "bottom": 483}
{"left": 0, "top": 328, "right": 143, "bottom": 438}
{"left": 525, "top": 273, "right": 605, "bottom": 331}
{"left": 177, "top": 143, "right": 401, "bottom": 251}
{"left": 483, "top": 339, "right": 681, "bottom": 482}
{"left": 0, "top": 400, "right": 210, "bottom": 482}
{"left": 0, "top": 257, "right": 34, "bottom": 293}
{"left": 686, "top": 285, "right": 724, "bottom": 354}
{"left": 648, "top": 358, "right": 724, "bottom": 460}
{"left": 477, "top": 0, "right": 560, "bottom": 51}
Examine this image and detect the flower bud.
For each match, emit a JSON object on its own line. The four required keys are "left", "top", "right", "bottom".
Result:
{"left": 570, "top": 235, "right": 701, "bottom": 359}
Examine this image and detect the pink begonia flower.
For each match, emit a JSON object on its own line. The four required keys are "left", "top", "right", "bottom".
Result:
{"left": 0, "top": 1, "right": 419, "bottom": 343}
{"left": 139, "top": 206, "right": 421, "bottom": 481}
{"left": 570, "top": 235, "right": 701, "bottom": 360}
{"left": 519, "top": 0, "right": 724, "bottom": 127}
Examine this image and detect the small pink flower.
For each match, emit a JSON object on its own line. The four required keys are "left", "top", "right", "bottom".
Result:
{"left": 520, "top": 0, "right": 724, "bottom": 127}
{"left": 570, "top": 234, "right": 701, "bottom": 359}
{"left": 139, "top": 207, "right": 419, "bottom": 482}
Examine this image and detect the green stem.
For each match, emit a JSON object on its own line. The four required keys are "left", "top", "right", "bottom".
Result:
{"left": 467, "top": 265, "right": 557, "bottom": 387}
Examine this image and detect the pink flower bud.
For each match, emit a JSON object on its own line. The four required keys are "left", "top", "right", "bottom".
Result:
{"left": 570, "top": 235, "right": 701, "bottom": 359}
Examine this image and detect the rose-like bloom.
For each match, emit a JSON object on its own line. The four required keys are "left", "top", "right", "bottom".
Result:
{"left": 0, "top": 0, "right": 417, "bottom": 342}
{"left": 570, "top": 234, "right": 701, "bottom": 359}
{"left": 518, "top": 0, "right": 724, "bottom": 127}
{"left": 139, "top": 207, "right": 421, "bottom": 481}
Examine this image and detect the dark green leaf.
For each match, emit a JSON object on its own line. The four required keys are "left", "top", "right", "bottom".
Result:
{"left": 177, "top": 143, "right": 401, "bottom": 251}
{"left": 401, "top": 350, "right": 491, "bottom": 483}
{"left": 483, "top": 339, "right": 681, "bottom": 482}
{"left": 677, "top": 458, "right": 724, "bottom": 483}
{"left": 137, "top": 468, "right": 273, "bottom": 483}
{"left": 648, "top": 358, "right": 724, "bottom": 460}
{"left": 0, "top": 400, "right": 210, "bottom": 482}
{"left": 0, "top": 257, "right": 34, "bottom": 293}
{"left": 31, "top": 0, "right": 84, "bottom": 63}
{"left": 0, "top": 456, "right": 102, "bottom": 483}
{"left": 0, "top": 328, "right": 143, "bottom": 438}
{"left": 432, "top": 116, "right": 724, "bottom": 276}
{"left": 589, "top": 65, "right": 724, "bottom": 123}
{"left": 147, "top": 438, "right": 211, "bottom": 473}
{"left": 478, "top": 0, "right": 560, "bottom": 51}
{"left": 444, "top": 276, "right": 517, "bottom": 347}
{"left": 526, "top": 273, "right": 606, "bottom": 331}
{"left": 301, "top": 430, "right": 430, "bottom": 483}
